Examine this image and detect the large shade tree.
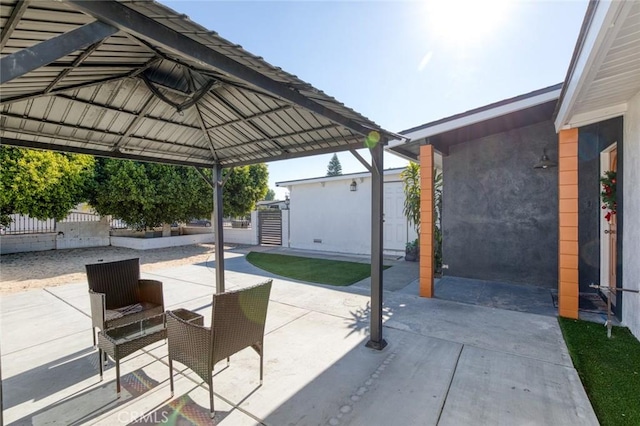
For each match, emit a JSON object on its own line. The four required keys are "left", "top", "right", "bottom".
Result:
{"left": 88, "top": 159, "right": 268, "bottom": 229}
{"left": 0, "top": 147, "right": 94, "bottom": 227}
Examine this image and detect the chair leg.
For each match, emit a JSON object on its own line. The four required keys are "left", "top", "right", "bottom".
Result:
{"left": 169, "top": 357, "right": 174, "bottom": 397}
{"left": 116, "top": 359, "right": 121, "bottom": 399}
{"left": 260, "top": 351, "right": 264, "bottom": 385}
{"left": 98, "top": 349, "right": 103, "bottom": 381}
{"left": 208, "top": 376, "right": 215, "bottom": 419}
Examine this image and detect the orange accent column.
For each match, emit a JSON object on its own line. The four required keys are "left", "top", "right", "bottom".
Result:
{"left": 558, "top": 129, "right": 579, "bottom": 319}
{"left": 419, "top": 144, "right": 435, "bottom": 297}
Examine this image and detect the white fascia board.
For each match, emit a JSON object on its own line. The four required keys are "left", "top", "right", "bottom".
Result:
{"left": 562, "top": 103, "right": 628, "bottom": 129}
{"left": 555, "top": 1, "right": 629, "bottom": 131}
{"left": 400, "top": 89, "right": 561, "bottom": 143}
{"left": 276, "top": 168, "right": 405, "bottom": 187}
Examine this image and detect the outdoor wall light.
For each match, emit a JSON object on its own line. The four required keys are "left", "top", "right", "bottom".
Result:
{"left": 350, "top": 180, "right": 358, "bottom": 191}
{"left": 533, "top": 148, "right": 557, "bottom": 169}
{"left": 284, "top": 194, "right": 290, "bottom": 209}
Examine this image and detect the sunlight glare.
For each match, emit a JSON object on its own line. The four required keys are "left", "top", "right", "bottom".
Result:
{"left": 422, "top": 0, "right": 511, "bottom": 45}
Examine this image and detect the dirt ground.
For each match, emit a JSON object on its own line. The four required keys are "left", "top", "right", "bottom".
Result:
{"left": 0, "top": 244, "right": 220, "bottom": 294}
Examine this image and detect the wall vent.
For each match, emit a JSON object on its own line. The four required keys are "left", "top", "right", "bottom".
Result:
{"left": 313, "top": 239, "right": 322, "bottom": 243}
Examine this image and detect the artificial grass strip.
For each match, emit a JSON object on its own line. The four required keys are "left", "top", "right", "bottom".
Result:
{"left": 558, "top": 317, "right": 640, "bottom": 426}
{"left": 246, "top": 252, "right": 389, "bottom": 286}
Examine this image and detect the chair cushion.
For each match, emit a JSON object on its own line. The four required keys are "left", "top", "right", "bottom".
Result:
{"left": 105, "top": 302, "right": 157, "bottom": 321}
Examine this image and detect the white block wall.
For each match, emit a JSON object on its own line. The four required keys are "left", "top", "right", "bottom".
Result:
{"left": 223, "top": 211, "right": 258, "bottom": 245}
{"left": 623, "top": 90, "right": 640, "bottom": 339}
{"left": 111, "top": 233, "right": 214, "bottom": 250}
{"left": 0, "top": 233, "right": 56, "bottom": 254}
{"left": 56, "top": 220, "right": 110, "bottom": 250}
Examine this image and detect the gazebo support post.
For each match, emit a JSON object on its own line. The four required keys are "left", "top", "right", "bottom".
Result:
{"left": 366, "top": 139, "right": 388, "bottom": 350}
{"left": 212, "top": 164, "right": 225, "bottom": 293}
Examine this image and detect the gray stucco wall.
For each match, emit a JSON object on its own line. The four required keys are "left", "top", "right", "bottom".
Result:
{"left": 442, "top": 120, "right": 558, "bottom": 288}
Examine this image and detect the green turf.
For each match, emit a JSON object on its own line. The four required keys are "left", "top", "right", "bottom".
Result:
{"left": 558, "top": 317, "right": 640, "bottom": 426}
{"left": 246, "top": 252, "right": 389, "bottom": 286}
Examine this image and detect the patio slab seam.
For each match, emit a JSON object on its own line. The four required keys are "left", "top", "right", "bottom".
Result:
{"left": 142, "top": 271, "right": 216, "bottom": 289}
{"left": 435, "top": 343, "right": 464, "bottom": 425}
{"left": 44, "top": 287, "right": 90, "bottom": 318}
{"left": 264, "top": 307, "right": 312, "bottom": 336}
{"left": 381, "top": 323, "right": 574, "bottom": 369}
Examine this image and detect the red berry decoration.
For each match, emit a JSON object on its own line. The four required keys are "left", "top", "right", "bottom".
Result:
{"left": 600, "top": 170, "right": 617, "bottom": 222}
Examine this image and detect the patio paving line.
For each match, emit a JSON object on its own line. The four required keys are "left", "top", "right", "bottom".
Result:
{"left": 44, "top": 287, "right": 90, "bottom": 318}
{"left": 435, "top": 342, "right": 464, "bottom": 425}
{"left": 383, "top": 319, "right": 580, "bottom": 369}
{"left": 143, "top": 270, "right": 217, "bottom": 289}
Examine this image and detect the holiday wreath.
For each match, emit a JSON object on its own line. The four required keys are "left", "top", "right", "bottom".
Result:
{"left": 600, "top": 170, "right": 617, "bottom": 222}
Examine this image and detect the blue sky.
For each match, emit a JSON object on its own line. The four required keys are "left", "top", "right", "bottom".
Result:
{"left": 164, "top": 0, "right": 589, "bottom": 198}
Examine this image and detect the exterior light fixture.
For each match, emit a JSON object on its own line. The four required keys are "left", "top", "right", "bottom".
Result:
{"left": 284, "top": 194, "right": 290, "bottom": 210}
{"left": 534, "top": 148, "right": 557, "bottom": 169}
{"left": 350, "top": 180, "right": 358, "bottom": 192}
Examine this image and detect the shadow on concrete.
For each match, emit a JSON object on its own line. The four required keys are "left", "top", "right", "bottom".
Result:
{"left": 7, "top": 365, "right": 167, "bottom": 425}
{"left": 3, "top": 347, "right": 96, "bottom": 409}
{"left": 344, "top": 301, "right": 396, "bottom": 339}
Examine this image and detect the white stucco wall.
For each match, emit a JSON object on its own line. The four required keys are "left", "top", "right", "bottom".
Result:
{"left": 289, "top": 177, "right": 373, "bottom": 254}
{"left": 285, "top": 172, "right": 417, "bottom": 255}
{"left": 623, "top": 90, "right": 640, "bottom": 339}
{"left": 0, "top": 220, "right": 110, "bottom": 254}
{"left": 56, "top": 219, "right": 110, "bottom": 249}
{"left": 224, "top": 212, "right": 259, "bottom": 245}
{"left": 111, "top": 233, "right": 214, "bottom": 249}
{"left": 0, "top": 233, "right": 56, "bottom": 254}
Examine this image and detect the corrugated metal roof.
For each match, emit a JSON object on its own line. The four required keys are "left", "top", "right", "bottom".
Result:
{"left": 0, "top": 0, "right": 395, "bottom": 167}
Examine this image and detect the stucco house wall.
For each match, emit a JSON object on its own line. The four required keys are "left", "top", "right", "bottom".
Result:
{"left": 623, "top": 91, "right": 640, "bottom": 338}
{"left": 442, "top": 120, "right": 559, "bottom": 288}
{"left": 280, "top": 170, "right": 418, "bottom": 256}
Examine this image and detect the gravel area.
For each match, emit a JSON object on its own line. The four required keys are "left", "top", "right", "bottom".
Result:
{"left": 0, "top": 244, "right": 218, "bottom": 293}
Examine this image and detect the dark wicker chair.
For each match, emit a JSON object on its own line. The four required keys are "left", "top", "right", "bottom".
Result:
{"left": 166, "top": 280, "right": 272, "bottom": 418}
{"left": 86, "top": 258, "right": 164, "bottom": 346}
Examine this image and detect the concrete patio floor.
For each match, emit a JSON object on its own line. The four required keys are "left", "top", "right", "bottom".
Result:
{"left": 1, "top": 248, "right": 598, "bottom": 425}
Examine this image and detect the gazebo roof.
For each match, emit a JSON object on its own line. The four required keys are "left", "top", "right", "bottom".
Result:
{"left": 0, "top": 0, "right": 395, "bottom": 168}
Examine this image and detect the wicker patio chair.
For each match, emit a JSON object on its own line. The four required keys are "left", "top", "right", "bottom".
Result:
{"left": 86, "top": 258, "right": 164, "bottom": 346}
{"left": 166, "top": 280, "right": 273, "bottom": 418}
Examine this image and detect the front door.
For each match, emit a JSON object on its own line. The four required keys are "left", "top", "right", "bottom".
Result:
{"left": 383, "top": 181, "right": 410, "bottom": 252}
{"left": 600, "top": 144, "right": 618, "bottom": 307}
{"left": 607, "top": 148, "right": 617, "bottom": 303}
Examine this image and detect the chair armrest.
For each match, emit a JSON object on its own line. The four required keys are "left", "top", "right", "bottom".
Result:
{"left": 88, "top": 290, "right": 106, "bottom": 329}
{"left": 166, "top": 310, "right": 211, "bottom": 380}
{"left": 138, "top": 279, "right": 164, "bottom": 308}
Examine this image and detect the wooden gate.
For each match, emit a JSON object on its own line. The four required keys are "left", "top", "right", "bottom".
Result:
{"left": 258, "top": 210, "right": 282, "bottom": 246}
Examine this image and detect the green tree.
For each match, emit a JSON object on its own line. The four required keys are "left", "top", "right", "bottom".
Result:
{"left": 88, "top": 159, "right": 210, "bottom": 230}
{"left": 88, "top": 159, "right": 268, "bottom": 229}
{"left": 221, "top": 164, "right": 269, "bottom": 217}
{"left": 326, "top": 153, "right": 343, "bottom": 176}
{"left": 401, "top": 162, "right": 443, "bottom": 270}
{"left": 264, "top": 188, "right": 276, "bottom": 201}
{"left": 401, "top": 162, "right": 421, "bottom": 234}
{"left": 0, "top": 147, "right": 94, "bottom": 227}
